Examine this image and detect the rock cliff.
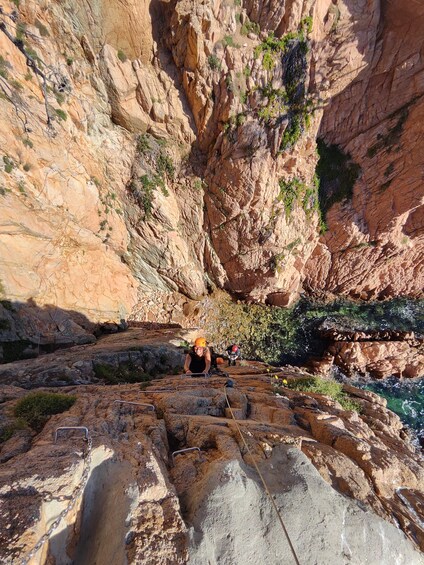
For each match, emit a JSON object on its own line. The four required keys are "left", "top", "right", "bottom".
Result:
{"left": 0, "top": 331, "right": 423, "bottom": 563}
{"left": 0, "top": 0, "right": 422, "bottom": 334}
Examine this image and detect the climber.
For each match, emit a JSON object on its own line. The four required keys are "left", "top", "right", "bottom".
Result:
{"left": 184, "top": 337, "right": 211, "bottom": 376}
{"left": 226, "top": 344, "right": 241, "bottom": 366}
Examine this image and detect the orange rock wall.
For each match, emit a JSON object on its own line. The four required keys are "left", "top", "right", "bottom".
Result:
{"left": 0, "top": 0, "right": 422, "bottom": 326}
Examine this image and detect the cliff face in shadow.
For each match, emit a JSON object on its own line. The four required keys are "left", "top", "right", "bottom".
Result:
{"left": 305, "top": 0, "right": 424, "bottom": 301}
{"left": 0, "top": 0, "right": 422, "bottom": 326}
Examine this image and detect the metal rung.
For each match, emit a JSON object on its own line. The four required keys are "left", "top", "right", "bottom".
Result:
{"left": 54, "top": 426, "right": 89, "bottom": 443}
{"left": 172, "top": 447, "right": 201, "bottom": 463}
{"left": 113, "top": 400, "right": 155, "bottom": 412}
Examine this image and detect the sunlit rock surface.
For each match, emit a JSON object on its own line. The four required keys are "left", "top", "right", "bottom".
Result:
{"left": 0, "top": 332, "right": 423, "bottom": 563}
{"left": 0, "top": 0, "right": 422, "bottom": 330}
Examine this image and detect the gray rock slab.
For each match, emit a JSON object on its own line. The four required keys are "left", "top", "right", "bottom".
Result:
{"left": 186, "top": 445, "right": 424, "bottom": 565}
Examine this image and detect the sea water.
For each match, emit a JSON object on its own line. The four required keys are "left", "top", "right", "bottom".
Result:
{"left": 363, "top": 377, "right": 424, "bottom": 448}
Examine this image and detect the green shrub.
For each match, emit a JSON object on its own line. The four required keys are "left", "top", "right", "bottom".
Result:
{"left": 254, "top": 31, "right": 299, "bottom": 60}
{"left": 0, "top": 55, "right": 10, "bottom": 79}
{"left": 0, "top": 419, "right": 26, "bottom": 443}
{"left": 157, "top": 151, "right": 175, "bottom": 179}
{"left": 280, "top": 114, "right": 302, "bottom": 150}
{"left": 240, "top": 19, "right": 260, "bottom": 36}
{"left": 94, "top": 362, "right": 153, "bottom": 385}
{"left": 278, "top": 177, "right": 306, "bottom": 218}
{"left": 23, "top": 138, "right": 34, "bottom": 148}
{"left": 225, "top": 74, "right": 234, "bottom": 92}
{"left": 193, "top": 179, "right": 204, "bottom": 191}
{"left": 16, "top": 22, "right": 27, "bottom": 41}
{"left": 130, "top": 146, "right": 173, "bottom": 211}
{"left": 55, "top": 92, "right": 65, "bottom": 105}
{"left": 137, "top": 134, "right": 150, "bottom": 154}
{"left": 14, "top": 392, "right": 76, "bottom": 431}
{"left": 55, "top": 108, "right": 67, "bottom": 121}
{"left": 286, "top": 377, "right": 361, "bottom": 412}
{"left": 208, "top": 54, "right": 221, "bottom": 71}
{"left": 10, "top": 79, "right": 23, "bottom": 91}
{"left": 134, "top": 175, "right": 155, "bottom": 218}
{"left": 223, "top": 35, "right": 236, "bottom": 47}
{"left": 117, "top": 49, "right": 127, "bottom": 62}
{"left": 25, "top": 45, "right": 39, "bottom": 61}
{"left": 300, "top": 16, "right": 313, "bottom": 35}
{"left": 3, "top": 156, "right": 15, "bottom": 174}
{"left": 257, "top": 85, "right": 287, "bottom": 122}
{"left": 288, "top": 376, "right": 342, "bottom": 396}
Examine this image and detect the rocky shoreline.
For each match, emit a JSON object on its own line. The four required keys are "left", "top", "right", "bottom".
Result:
{"left": 312, "top": 327, "right": 424, "bottom": 380}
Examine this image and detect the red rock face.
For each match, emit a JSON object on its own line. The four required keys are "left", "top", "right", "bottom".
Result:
{"left": 166, "top": 0, "right": 423, "bottom": 303}
{"left": 305, "top": 0, "right": 424, "bottom": 300}
{"left": 330, "top": 341, "right": 424, "bottom": 379}
{"left": 0, "top": 0, "right": 422, "bottom": 327}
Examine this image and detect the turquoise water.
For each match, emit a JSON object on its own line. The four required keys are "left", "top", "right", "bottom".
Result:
{"left": 363, "top": 378, "right": 424, "bottom": 448}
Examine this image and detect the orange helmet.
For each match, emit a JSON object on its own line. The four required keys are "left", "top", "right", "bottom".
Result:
{"left": 194, "top": 337, "right": 207, "bottom": 347}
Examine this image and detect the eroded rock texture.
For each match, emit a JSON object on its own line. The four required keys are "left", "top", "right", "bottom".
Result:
{"left": 0, "top": 361, "right": 423, "bottom": 563}
{"left": 305, "top": 0, "right": 424, "bottom": 301}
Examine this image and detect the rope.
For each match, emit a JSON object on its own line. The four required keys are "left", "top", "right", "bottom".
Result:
{"left": 223, "top": 386, "right": 301, "bottom": 565}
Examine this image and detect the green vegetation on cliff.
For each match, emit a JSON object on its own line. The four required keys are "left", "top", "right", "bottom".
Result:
{"left": 277, "top": 175, "right": 326, "bottom": 232}
{"left": 206, "top": 294, "right": 424, "bottom": 365}
{"left": 252, "top": 20, "right": 314, "bottom": 151}
{"left": 93, "top": 361, "right": 153, "bottom": 384}
{"left": 14, "top": 392, "right": 76, "bottom": 431}
{"left": 316, "top": 139, "right": 361, "bottom": 219}
{"left": 129, "top": 134, "right": 174, "bottom": 219}
{"left": 284, "top": 376, "right": 361, "bottom": 412}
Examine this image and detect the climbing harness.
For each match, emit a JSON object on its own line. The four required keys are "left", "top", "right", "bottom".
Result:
{"left": 223, "top": 386, "right": 301, "bottom": 565}
{"left": 17, "top": 428, "right": 93, "bottom": 565}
